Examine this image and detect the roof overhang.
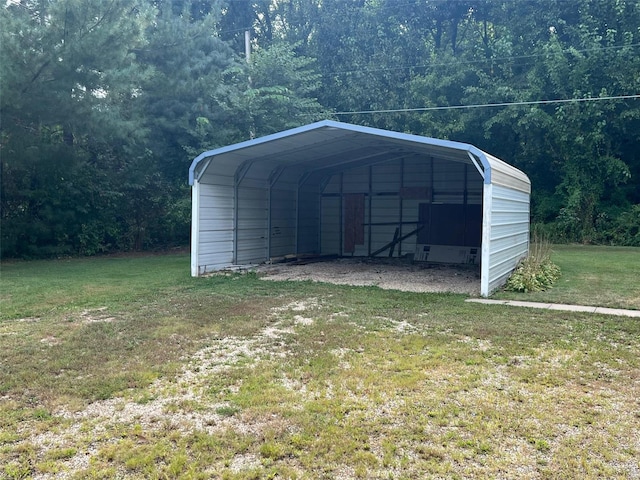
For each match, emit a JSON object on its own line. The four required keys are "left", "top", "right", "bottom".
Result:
{"left": 188, "top": 120, "right": 530, "bottom": 193}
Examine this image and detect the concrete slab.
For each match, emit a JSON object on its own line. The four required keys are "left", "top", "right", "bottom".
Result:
{"left": 504, "top": 300, "right": 553, "bottom": 309}
{"left": 547, "top": 303, "right": 597, "bottom": 313}
{"left": 468, "top": 299, "right": 508, "bottom": 305}
{"left": 465, "top": 299, "right": 640, "bottom": 317}
{"left": 594, "top": 307, "right": 640, "bottom": 318}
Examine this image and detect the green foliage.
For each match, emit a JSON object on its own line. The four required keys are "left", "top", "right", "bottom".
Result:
{"left": 504, "top": 235, "right": 561, "bottom": 293}
{"left": 2, "top": 0, "right": 640, "bottom": 256}
{"left": 596, "top": 204, "right": 640, "bottom": 246}
{"left": 504, "top": 257, "right": 562, "bottom": 293}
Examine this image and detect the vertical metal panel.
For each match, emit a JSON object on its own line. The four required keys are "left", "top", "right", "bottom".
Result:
{"left": 432, "top": 158, "right": 465, "bottom": 204}
{"left": 401, "top": 198, "right": 421, "bottom": 255}
{"left": 193, "top": 178, "right": 235, "bottom": 274}
{"left": 321, "top": 196, "right": 341, "bottom": 254}
{"left": 368, "top": 165, "right": 373, "bottom": 255}
{"left": 372, "top": 161, "right": 401, "bottom": 192}
{"left": 402, "top": 158, "right": 430, "bottom": 188}
{"left": 351, "top": 199, "right": 369, "bottom": 256}
{"left": 482, "top": 184, "right": 530, "bottom": 296}
{"left": 298, "top": 182, "right": 320, "bottom": 254}
{"left": 191, "top": 180, "right": 200, "bottom": 277}
{"left": 270, "top": 185, "right": 297, "bottom": 257}
{"left": 369, "top": 195, "right": 401, "bottom": 254}
{"left": 341, "top": 169, "right": 369, "bottom": 255}
{"left": 236, "top": 185, "right": 268, "bottom": 264}
{"left": 343, "top": 167, "right": 370, "bottom": 193}
{"left": 343, "top": 193, "right": 366, "bottom": 254}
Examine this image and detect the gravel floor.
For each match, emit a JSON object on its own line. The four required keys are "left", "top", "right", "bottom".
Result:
{"left": 254, "top": 257, "right": 481, "bottom": 295}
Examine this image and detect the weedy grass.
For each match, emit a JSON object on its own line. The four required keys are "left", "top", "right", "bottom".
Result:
{"left": 1, "top": 250, "right": 639, "bottom": 479}
{"left": 503, "top": 233, "right": 561, "bottom": 293}
{"left": 494, "top": 245, "right": 640, "bottom": 309}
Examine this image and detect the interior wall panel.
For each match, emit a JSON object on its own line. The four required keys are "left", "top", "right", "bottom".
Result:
{"left": 270, "top": 187, "right": 297, "bottom": 257}
{"left": 236, "top": 186, "right": 268, "bottom": 264}
{"left": 298, "top": 183, "right": 320, "bottom": 254}
{"left": 195, "top": 181, "right": 234, "bottom": 274}
{"left": 321, "top": 196, "right": 341, "bottom": 254}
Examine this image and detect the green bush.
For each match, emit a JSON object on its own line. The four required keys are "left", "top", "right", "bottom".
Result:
{"left": 596, "top": 204, "right": 640, "bottom": 246}
{"left": 504, "top": 233, "right": 561, "bottom": 293}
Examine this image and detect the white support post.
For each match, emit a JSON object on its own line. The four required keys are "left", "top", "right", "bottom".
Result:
{"left": 190, "top": 180, "right": 200, "bottom": 277}
{"left": 480, "top": 183, "right": 493, "bottom": 297}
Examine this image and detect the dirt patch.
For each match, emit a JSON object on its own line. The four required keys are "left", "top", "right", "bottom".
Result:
{"left": 254, "top": 257, "right": 480, "bottom": 295}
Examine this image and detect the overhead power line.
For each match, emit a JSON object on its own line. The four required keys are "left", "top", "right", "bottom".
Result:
{"left": 321, "top": 43, "right": 640, "bottom": 77}
{"left": 331, "top": 94, "right": 640, "bottom": 116}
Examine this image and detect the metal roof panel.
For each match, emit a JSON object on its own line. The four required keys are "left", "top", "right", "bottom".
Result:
{"left": 188, "top": 120, "right": 530, "bottom": 190}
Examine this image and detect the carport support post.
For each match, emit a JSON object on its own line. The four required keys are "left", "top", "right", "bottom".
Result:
{"left": 339, "top": 172, "right": 343, "bottom": 256}
{"left": 267, "top": 182, "right": 272, "bottom": 260}
{"left": 368, "top": 165, "right": 373, "bottom": 255}
{"left": 398, "top": 157, "right": 405, "bottom": 256}
{"left": 480, "top": 183, "right": 493, "bottom": 297}
{"left": 190, "top": 179, "right": 200, "bottom": 276}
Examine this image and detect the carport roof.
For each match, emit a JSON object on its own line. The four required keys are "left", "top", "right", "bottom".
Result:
{"left": 189, "top": 120, "right": 530, "bottom": 193}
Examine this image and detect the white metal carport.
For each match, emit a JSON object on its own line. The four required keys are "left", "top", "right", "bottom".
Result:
{"left": 189, "top": 120, "right": 531, "bottom": 296}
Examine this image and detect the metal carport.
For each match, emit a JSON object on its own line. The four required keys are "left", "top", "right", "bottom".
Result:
{"left": 189, "top": 120, "right": 531, "bottom": 296}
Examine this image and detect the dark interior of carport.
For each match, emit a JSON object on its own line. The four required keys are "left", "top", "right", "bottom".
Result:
{"left": 225, "top": 122, "right": 487, "bottom": 265}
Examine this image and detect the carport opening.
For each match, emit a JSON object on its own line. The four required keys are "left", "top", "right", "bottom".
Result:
{"left": 259, "top": 155, "right": 485, "bottom": 294}
{"left": 288, "top": 156, "right": 485, "bottom": 269}
{"left": 253, "top": 256, "right": 481, "bottom": 295}
{"left": 191, "top": 121, "right": 531, "bottom": 296}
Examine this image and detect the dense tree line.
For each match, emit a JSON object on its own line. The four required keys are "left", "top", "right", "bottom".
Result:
{"left": 2, "top": 0, "right": 639, "bottom": 257}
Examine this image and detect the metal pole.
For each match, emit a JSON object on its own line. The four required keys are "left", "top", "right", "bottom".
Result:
{"left": 244, "top": 30, "right": 251, "bottom": 63}
{"left": 245, "top": 30, "right": 255, "bottom": 139}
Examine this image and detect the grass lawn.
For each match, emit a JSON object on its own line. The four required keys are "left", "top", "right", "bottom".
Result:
{"left": 1, "top": 248, "right": 639, "bottom": 479}
{"left": 493, "top": 245, "right": 640, "bottom": 310}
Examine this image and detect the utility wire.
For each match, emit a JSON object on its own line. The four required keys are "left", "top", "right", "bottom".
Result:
{"left": 321, "top": 43, "right": 640, "bottom": 77}
{"left": 329, "top": 94, "right": 640, "bottom": 116}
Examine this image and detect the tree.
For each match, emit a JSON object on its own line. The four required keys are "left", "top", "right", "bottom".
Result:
{"left": 1, "top": 0, "right": 155, "bottom": 256}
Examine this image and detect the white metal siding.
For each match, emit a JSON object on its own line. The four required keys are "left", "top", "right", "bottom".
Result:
{"left": 193, "top": 179, "right": 235, "bottom": 274}
{"left": 343, "top": 167, "right": 369, "bottom": 194}
{"left": 297, "top": 183, "right": 320, "bottom": 254}
{"left": 270, "top": 186, "right": 297, "bottom": 257}
{"left": 482, "top": 184, "right": 530, "bottom": 296}
{"left": 321, "top": 196, "right": 341, "bottom": 254}
{"left": 372, "top": 163, "right": 401, "bottom": 192}
{"left": 236, "top": 186, "right": 268, "bottom": 264}
{"left": 484, "top": 152, "right": 531, "bottom": 194}
{"left": 191, "top": 122, "right": 530, "bottom": 294}
{"left": 319, "top": 157, "right": 485, "bottom": 258}
{"left": 369, "top": 195, "right": 400, "bottom": 255}
{"left": 433, "top": 158, "right": 465, "bottom": 203}
{"left": 401, "top": 198, "right": 421, "bottom": 255}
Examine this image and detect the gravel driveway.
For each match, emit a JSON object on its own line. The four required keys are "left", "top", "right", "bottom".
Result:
{"left": 254, "top": 257, "right": 481, "bottom": 295}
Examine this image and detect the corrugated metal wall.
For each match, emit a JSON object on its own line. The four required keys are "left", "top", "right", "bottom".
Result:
{"left": 320, "top": 174, "right": 341, "bottom": 254}
{"left": 192, "top": 171, "right": 235, "bottom": 275}
{"left": 318, "top": 157, "right": 484, "bottom": 257}
{"left": 297, "top": 178, "right": 321, "bottom": 254}
{"left": 269, "top": 168, "right": 301, "bottom": 258}
{"left": 483, "top": 184, "right": 530, "bottom": 295}
{"left": 194, "top": 152, "right": 528, "bottom": 297}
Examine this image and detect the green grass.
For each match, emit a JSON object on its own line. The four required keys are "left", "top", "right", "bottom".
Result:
{"left": 1, "top": 248, "right": 639, "bottom": 479}
{"left": 494, "top": 245, "right": 640, "bottom": 309}
{"left": 0, "top": 253, "right": 192, "bottom": 319}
